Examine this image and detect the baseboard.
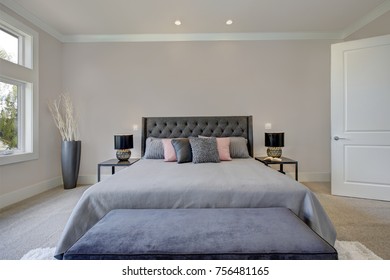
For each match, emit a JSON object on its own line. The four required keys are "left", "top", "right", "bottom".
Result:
{"left": 292, "top": 172, "right": 330, "bottom": 182}
{"left": 258, "top": 162, "right": 330, "bottom": 182}
{"left": 77, "top": 175, "right": 97, "bottom": 185}
{"left": 0, "top": 177, "right": 62, "bottom": 210}
{"left": 77, "top": 175, "right": 113, "bottom": 185}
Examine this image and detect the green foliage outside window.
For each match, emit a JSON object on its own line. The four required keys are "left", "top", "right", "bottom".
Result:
{"left": 0, "top": 48, "right": 18, "bottom": 150}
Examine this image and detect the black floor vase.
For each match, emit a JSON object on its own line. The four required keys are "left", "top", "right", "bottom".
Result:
{"left": 61, "top": 140, "right": 81, "bottom": 189}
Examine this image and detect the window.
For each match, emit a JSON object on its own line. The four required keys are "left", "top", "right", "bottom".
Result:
{"left": 0, "top": 28, "right": 18, "bottom": 64}
{"left": 0, "top": 10, "right": 38, "bottom": 165}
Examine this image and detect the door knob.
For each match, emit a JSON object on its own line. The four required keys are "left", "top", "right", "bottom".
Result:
{"left": 333, "top": 136, "right": 347, "bottom": 141}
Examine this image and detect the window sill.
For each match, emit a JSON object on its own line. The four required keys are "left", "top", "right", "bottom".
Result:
{"left": 0, "top": 151, "right": 38, "bottom": 165}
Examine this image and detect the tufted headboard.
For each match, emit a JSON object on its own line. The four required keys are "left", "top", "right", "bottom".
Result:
{"left": 141, "top": 116, "right": 253, "bottom": 157}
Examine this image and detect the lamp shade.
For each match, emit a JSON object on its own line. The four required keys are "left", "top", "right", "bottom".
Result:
{"left": 265, "top": 132, "right": 284, "bottom": 147}
{"left": 114, "top": 135, "right": 133, "bottom": 150}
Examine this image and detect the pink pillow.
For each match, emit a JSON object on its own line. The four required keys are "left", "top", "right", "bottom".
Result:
{"left": 162, "top": 139, "right": 176, "bottom": 162}
{"left": 216, "top": 137, "right": 232, "bottom": 161}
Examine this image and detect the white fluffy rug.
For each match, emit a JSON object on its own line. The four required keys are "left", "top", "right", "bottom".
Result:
{"left": 21, "top": 247, "right": 56, "bottom": 260}
{"left": 20, "top": 241, "right": 382, "bottom": 260}
{"left": 334, "top": 240, "right": 382, "bottom": 260}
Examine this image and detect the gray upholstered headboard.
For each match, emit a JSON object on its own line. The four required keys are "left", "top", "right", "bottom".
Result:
{"left": 141, "top": 116, "right": 253, "bottom": 157}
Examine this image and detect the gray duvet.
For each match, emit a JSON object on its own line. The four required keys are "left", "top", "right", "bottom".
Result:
{"left": 54, "top": 158, "right": 336, "bottom": 259}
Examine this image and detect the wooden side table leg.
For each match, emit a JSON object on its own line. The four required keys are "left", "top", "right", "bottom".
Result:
{"left": 97, "top": 165, "right": 101, "bottom": 182}
{"left": 295, "top": 162, "right": 298, "bottom": 181}
{"left": 112, "top": 166, "right": 115, "bottom": 175}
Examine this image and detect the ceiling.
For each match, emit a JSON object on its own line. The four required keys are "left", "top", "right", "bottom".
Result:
{"left": 1, "top": 0, "right": 390, "bottom": 42}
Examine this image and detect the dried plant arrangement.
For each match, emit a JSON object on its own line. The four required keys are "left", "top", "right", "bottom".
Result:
{"left": 48, "top": 93, "right": 79, "bottom": 141}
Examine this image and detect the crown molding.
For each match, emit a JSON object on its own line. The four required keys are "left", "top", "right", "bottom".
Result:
{"left": 62, "top": 32, "right": 342, "bottom": 43}
{"left": 341, "top": 0, "right": 390, "bottom": 39}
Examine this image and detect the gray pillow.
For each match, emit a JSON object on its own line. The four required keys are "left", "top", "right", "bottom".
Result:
{"left": 144, "top": 137, "right": 164, "bottom": 159}
{"left": 171, "top": 138, "right": 192, "bottom": 164}
{"left": 189, "top": 137, "right": 220, "bottom": 164}
{"left": 230, "top": 137, "right": 250, "bottom": 158}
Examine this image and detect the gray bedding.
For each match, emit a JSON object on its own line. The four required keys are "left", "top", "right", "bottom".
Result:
{"left": 54, "top": 158, "right": 337, "bottom": 259}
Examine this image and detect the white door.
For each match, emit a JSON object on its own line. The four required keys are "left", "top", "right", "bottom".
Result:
{"left": 331, "top": 34, "right": 390, "bottom": 201}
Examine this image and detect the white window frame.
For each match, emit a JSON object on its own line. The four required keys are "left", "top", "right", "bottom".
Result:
{"left": 0, "top": 9, "right": 39, "bottom": 165}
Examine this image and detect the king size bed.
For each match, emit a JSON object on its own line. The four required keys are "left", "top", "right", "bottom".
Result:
{"left": 54, "top": 116, "right": 336, "bottom": 259}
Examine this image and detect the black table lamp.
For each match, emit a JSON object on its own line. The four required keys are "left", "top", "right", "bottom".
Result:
{"left": 114, "top": 134, "right": 133, "bottom": 161}
{"left": 265, "top": 132, "right": 284, "bottom": 158}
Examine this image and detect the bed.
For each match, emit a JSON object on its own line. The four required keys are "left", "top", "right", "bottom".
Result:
{"left": 54, "top": 115, "right": 336, "bottom": 259}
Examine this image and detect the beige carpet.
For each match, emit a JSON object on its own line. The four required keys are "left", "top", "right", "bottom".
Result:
{"left": 304, "top": 182, "right": 390, "bottom": 260}
{"left": 0, "top": 185, "right": 89, "bottom": 260}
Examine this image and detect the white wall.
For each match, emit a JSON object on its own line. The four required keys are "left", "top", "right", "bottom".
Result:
{"left": 63, "top": 40, "right": 336, "bottom": 181}
{"left": 0, "top": 4, "right": 62, "bottom": 208}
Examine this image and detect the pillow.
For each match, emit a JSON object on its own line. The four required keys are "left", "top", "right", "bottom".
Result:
{"left": 216, "top": 137, "right": 232, "bottom": 161}
{"left": 171, "top": 138, "right": 192, "bottom": 163}
{"left": 189, "top": 137, "right": 220, "bottom": 164}
{"left": 144, "top": 137, "right": 164, "bottom": 159}
{"left": 198, "top": 136, "right": 231, "bottom": 161}
{"left": 162, "top": 139, "right": 176, "bottom": 162}
{"left": 229, "top": 137, "right": 250, "bottom": 158}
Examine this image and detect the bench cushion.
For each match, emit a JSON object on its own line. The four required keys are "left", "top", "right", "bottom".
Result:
{"left": 63, "top": 208, "right": 337, "bottom": 260}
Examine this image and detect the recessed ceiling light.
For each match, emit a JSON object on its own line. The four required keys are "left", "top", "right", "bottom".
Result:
{"left": 174, "top": 20, "right": 181, "bottom": 26}
{"left": 226, "top": 19, "right": 233, "bottom": 25}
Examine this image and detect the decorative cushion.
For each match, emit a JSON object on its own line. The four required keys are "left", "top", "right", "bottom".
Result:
{"left": 162, "top": 139, "right": 176, "bottom": 162}
{"left": 230, "top": 137, "right": 250, "bottom": 158}
{"left": 189, "top": 137, "right": 220, "bottom": 164}
{"left": 144, "top": 137, "right": 164, "bottom": 159}
{"left": 198, "top": 136, "right": 232, "bottom": 161}
{"left": 171, "top": 138, "right": 192, "bottom": 164}
{"left": 216, "top": 137, "right": 231, "bottom": 161}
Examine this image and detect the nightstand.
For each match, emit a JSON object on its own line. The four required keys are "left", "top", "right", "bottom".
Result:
{"left": 255, "top": 156, "right": 298, "bottom": 181}
{"left": 97, "top": 158, "right": 140, "bottom": 182}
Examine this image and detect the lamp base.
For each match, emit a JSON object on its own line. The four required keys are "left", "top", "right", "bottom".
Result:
{"left": 266, "top": 147, "right": 282, "bottom": 158}
{"left": 116, "top": 149, "right": 131, "bottom": 161}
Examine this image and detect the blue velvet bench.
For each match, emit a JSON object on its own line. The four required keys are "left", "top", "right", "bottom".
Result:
{"left": 63, "top": 208, "right": 337, "bottom": 260}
